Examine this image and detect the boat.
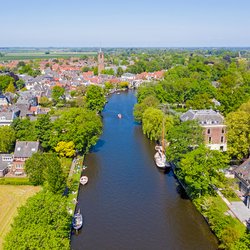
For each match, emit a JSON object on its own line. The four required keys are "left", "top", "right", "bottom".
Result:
{"left": 154, "top": 118, "right": 171, "bottom": 169}
{"left": 117, "top": 113, "right": 122, "bottom": 119}
{"left": 72, "top": 209, "right": 83, "bottom": 230}
{"left": 80, "top": 176, "right": 88, "bottom": 185}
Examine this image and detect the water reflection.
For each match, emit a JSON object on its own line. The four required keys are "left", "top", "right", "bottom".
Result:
{"left": 71, "top": 91, "right": 218, "bottom": 250}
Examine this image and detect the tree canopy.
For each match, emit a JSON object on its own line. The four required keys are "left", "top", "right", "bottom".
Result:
{"left": 85, "top": 85, "right": 106, "bottom": 112}
{"left": 3, "top": 191, "right": 70, "bottom": 250}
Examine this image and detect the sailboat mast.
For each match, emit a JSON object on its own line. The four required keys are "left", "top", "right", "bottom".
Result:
{"left": 162, "top": 117, "right": 165, "bottom": 152}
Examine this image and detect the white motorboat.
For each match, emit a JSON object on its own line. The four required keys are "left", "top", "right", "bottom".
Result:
{"left": 117, "top": 113, "right": 122, "bottom": 119}
{"left": 80, "top": 176, "right": 88, "bottom": 185}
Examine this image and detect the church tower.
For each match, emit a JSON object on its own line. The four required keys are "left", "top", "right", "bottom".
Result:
{"left": 98, "top": 48, "right": 104, "bottom": 75}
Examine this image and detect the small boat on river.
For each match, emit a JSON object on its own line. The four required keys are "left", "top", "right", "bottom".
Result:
{"left": 80, "top": 176, "right": 88, "bottom": 185}
{"left": 118, "top": 113, "right": 122, "bottom": 119}
{"left": 72, "top": 209, "right": 83, "bottom": 230}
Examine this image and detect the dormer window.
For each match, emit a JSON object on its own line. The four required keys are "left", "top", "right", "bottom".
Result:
{"left": 31, "top": 148, "right": 36, "bottom": 152}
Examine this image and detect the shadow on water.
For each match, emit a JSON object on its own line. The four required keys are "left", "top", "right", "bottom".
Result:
{"left": 176, "top": 183, "right": 190, "bottom": 200}
{"left": 90, "top": 139, "right": 105, "bottom": 153}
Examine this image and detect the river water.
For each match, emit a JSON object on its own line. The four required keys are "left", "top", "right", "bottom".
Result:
{"left": 71, "top": 90, "right": 218, "bottom": 250}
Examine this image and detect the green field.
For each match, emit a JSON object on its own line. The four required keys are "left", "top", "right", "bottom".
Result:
{"left": 0, "top": 51, "right": 97, "bottom": 61}
{"left": 0, "top": 185, "right": 41, "bottom": 249}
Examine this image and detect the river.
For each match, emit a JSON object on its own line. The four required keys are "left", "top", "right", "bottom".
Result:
{"left": 71, "top": 90, "right": 218, "bottom": 250}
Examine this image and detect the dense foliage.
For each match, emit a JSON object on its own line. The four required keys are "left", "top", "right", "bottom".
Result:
{"left": 85, "top": 85, "right": 106, "bottom": 112}
{"left": 0, "top": 126, "right": 15, "bottom": 153}
{"left": 3, "top": 191, "right": 70, "bottom": 250}
{"left": 25, "top": 153, "right": 66, "bottom": 194}
{"left": 12, "top": 108, "right": 102, "bottom": 154}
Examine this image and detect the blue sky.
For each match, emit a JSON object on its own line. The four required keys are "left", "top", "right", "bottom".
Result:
{"left": 1, "top": 0, "right": 249, "bottom": 47}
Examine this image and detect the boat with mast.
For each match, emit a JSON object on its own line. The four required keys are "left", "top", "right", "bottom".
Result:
{"left": 154, "top": 117, "right": 171, "bottom": 169}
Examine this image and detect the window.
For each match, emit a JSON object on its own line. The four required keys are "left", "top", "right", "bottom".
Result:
{"left": 207, "top": 129, "right": 210, "bottom": 134}
{"left": 221, "top": 136, "right": 224, "bottom": 143}
{"left": 222, "top": 128, "right": 225, "bottom": 134}
{"left": 220, "top": 146, "right": 224, "bottom": 151}
{"left": 208, "top": 137, "right": 212, "bottom": 143}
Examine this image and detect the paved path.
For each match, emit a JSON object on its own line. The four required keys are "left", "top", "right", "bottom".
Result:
{"left": 217, "top": 190, "right": 250, "bottom": 226}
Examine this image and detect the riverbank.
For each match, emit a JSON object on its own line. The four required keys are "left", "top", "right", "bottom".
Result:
{"left": 67, "top": 155, "right": 84, "bottom": 215}
{"left": 71, "top": 90, "right": 218, "bottom": 250}
{"left": 171, "top": 162, "right": 248, "bottom": 249}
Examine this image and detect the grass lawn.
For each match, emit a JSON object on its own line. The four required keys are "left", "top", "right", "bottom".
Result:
{"left": 0, "top": 185, "right": 41, "bottom": 249}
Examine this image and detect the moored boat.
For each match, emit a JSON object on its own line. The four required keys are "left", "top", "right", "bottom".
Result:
{"left": 80, "top": 176, "right": 88, "bottom": 185}
{"left": 117, "top": 113, "right": 122, "bottom": 119}
{"left": 154, "top": 117, "right": 171, "bottom": 169}
{"left": 72, "top": 209, "right": 83, "bottom": 230}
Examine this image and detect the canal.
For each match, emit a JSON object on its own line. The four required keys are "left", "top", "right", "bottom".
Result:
{"left": 71, "top": 90, "right": 218, "bottom": 250}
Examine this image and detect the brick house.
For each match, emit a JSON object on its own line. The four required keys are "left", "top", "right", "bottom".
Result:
{"left": 180, "top": 109, "right": 227, "bottom": 151}
{"left": 12, "top": 141, "right": 41, "bottom": 175}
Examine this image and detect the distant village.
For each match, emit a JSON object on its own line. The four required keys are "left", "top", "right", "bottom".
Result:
{"left": 0, "top": 50, "right": 165, "bottom": 177}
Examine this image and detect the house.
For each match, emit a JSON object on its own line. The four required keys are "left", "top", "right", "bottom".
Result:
{"left": 12, "top": 141, "right": 41, "bottom": 176}
{"left": 0, "top": 154, "right": 13, "bottom": 177}
{"left": 234, "top": 158, "right": 250, "bottom": 208}
{"left": 0, "top": 94, "right": 10, "bottom": 107}
{"left": 180, "top": 109, "right": 227, "bottom": 151}
{"left": 0, "top": 110, "right": 20, "bottom": 126}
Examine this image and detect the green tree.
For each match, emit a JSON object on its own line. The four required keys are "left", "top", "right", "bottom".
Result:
{"left": 118, "top": 81, "right": 129, "bottom": 89}
{"left": 3, "top": 191, "right": 70, "bottom": 250}
{"left": 38, "top": 96, "right": 51, "bottom": 107}
{"left": 0, "top": 126, "right": 15, "bottom": 153}
{"left": 25, "top": 153, "right": 66, "bottom": 193}
{"left": 50, "top": 108, "right": 102, "bottom": 153}
{"left": 133, "top": 95, "right": 160, "bottom": 122}
{"left": 25, "top": 152, "right": 45, "bottom": 185}
{"left": 52, "top": 86, "right": 65, "bottom": 103}
{"left": 93, "top": 66, "right": 98, "bottom": 76}
{"left": 44, "top": 154, "right": 66, "bottom": 194}
{"left": 178, "top": 146, "right": 229, "bottom": 198}
{"left": 166, "top": 120, "right": 204, "bottom": 162}
{"left": 142, "top": 108, "right": 174, "bottom": 141}
{"left": 0, "top": 75, "right": 14, "bottom": 92}
{"left": 85, "top": 85, "right": 106, "bottom": 112}
{"left": 117, "top": 66, "right": 124, "bottom": 77}
{"left": 12, "top": 118, "right": 37, "bottom": 141}
{"left": 15, "top": 79, "right": 25, "bottom": 90}
{"left": 226, "top": 110, "right": 250, "bottom": 159}
{"left": 35, "top": 114, "right": 52, "bottom": 151}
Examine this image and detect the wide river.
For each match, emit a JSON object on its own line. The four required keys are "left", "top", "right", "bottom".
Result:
{"left": 71, "top": 90, "right": 218, "bottom": 250}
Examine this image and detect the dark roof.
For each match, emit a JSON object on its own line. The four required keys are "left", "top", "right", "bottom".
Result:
{"left": 180, "top": 109, "right": 224, "bottom": 125}
{"left": 234, "top": 158, "right": 250, "bottom": 183}
{"left": 14, "top": 141, "right": 40, "bottom": 158}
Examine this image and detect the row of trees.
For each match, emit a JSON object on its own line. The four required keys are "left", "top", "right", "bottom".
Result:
{"left": 135, "top": 76, "right": 250, "bottom": 248}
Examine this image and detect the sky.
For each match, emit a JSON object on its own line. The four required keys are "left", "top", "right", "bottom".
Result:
{"left": 0, "top": 0, "right": 250, "bottom": 47}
